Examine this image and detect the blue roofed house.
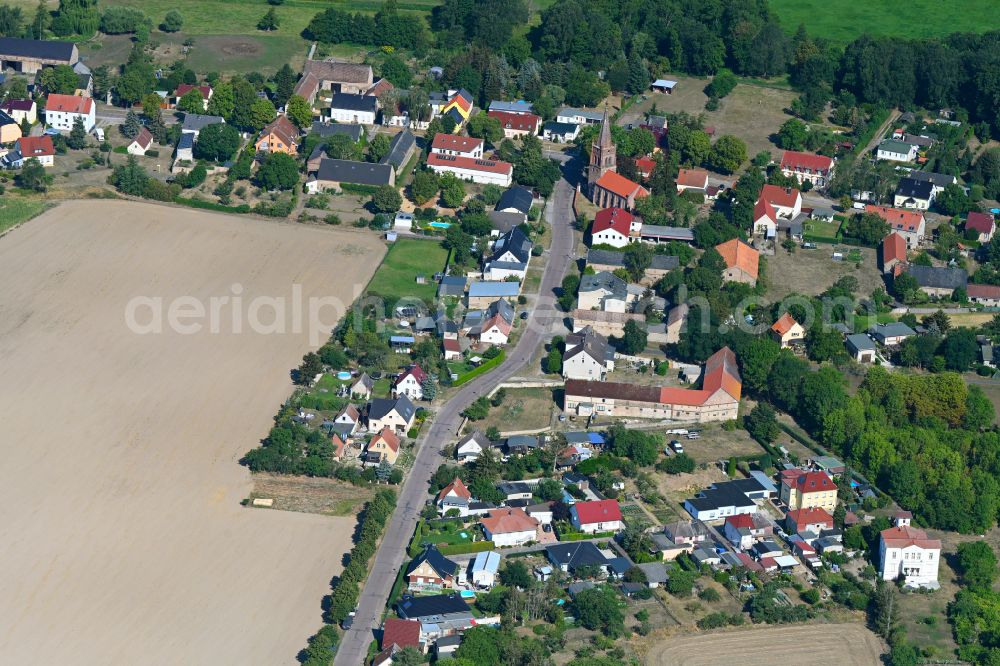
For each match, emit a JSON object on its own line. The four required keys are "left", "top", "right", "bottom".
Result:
{"left": 489, "top": 100, "right": 534, "bottom": 115}
{"left": 468, "top": 550, "right": 501, "bottom": 588}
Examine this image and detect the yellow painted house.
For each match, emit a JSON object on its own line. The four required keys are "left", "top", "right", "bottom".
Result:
{"left": 441, "top": 89, "right": 473, "bottom": 131}
{"left": 780, "top": 470, "right": 837, "bottom": 512}
{"left": 366, "top": 427, "right": 401, "bottom": 465}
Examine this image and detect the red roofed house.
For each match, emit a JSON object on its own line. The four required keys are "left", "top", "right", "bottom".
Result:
{"left": 126, "top": 127, "right": 154, "bottom": 156}
{"left": 880, "top": 232, "right": 908, "bottom": 276}
{"left": 966, "top": 211, "right": 996, "bottom": 243}
{"left": 563, "top": 347, "right": 741, "bottom": 422}
{"left": 635, "top": 156, "right": 656, "bottom": 179}
{"left": 430, "top": 133, "right": 484, "bottom": 159}
{"left": 255, "top": 115, "right": 300, "bottom": 155}
{"left": 570, "top": 499, "right": 624, "bottom": 534}
{"left": 968, "top": 283, "right": 1000, "bottom": 307}
{"left": 488, "top": 110, "right": 541, "bottom": 138}
{"left": 879, "top": 525, "right": 941, "bottom": 587}
{"left": 780, "top": 150, "right": 835, "bottom": 187}
{"left": 443, "top": 337, "right": 462, "bottom": 361}
{"left": 15, "top": 135, "right": 55, "bottom": 167}
{"left": 426, "top": 152, "right": 512, "bottom": 186}
{"left": 592, "top": 170, "right": 650, "bottom": 211}
{"left": 174, "top": 84, "right": 213, "bottom": 110}
{"left": 780, "top": 470, "right": 837, "bottom": 512}
{"left": 437, "top": 477, "right": 472, "bottom": 505}
{"left": 715, "top": 239, "right": 759, "bottom": 286}
{"left": 866, "top": 205, "right": 925, "bottom": 247}
{"left": 44, "top": 93, "right": 95, "bottom": 131}
{"left": 381, "top": 617, "right": 423, "bottom": 652}
{"left": 753, "top": 184, "right": 802, "bottom": 236}
{"left": 366, "top": 426, "right": 402, "bottom": 465}
{"left": 770, "top": 313, "right": 805, "bottom": 348}
{"left": 591, "top": 207, "right": 640, "bottom": 248}
{"left": 480, "top": 507, "right": 539, "bottom": 547}
{"left": 480, "top": 312, "right": 512, "bottom": 345}
{"left": 330, "top": 434, "right": 347, "bottom": 460}
{"left": 676, "top": 168, "right": 709, "bottom": 193}
{"left": 723, "top": 513, "right": 772, "bottom": 550}
{"left": 393, "top": 364, "right": 427, "bottom": 401}
{"left": 785, "top": 507, "right": 834, "bottom": 534}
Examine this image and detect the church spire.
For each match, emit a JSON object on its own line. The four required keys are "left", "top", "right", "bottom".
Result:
{"left": 598, "top": 104, "right": 612, "bottom": 149}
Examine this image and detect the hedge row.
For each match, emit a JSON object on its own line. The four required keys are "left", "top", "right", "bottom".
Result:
{"left": 174, "top": 195, "right": 251, "bottom": 214}
{"left": 438, "top": 540, "right": 496, "bottom": 556}
{"left": 339, "top": 183, "right": 379, "bottom": 196}
{"left": 453, "top": 350, "right": 506, "bottom": 386}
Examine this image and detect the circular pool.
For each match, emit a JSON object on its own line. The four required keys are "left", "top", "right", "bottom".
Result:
{"left": 336, "top": 371, "right": 352, "bottom": 380}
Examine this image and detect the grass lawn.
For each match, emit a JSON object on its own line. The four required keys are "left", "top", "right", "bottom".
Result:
{"left": 802, "top": 218, "right": 841, "bottom": 241}
{"left": 949, "top": 312, "right": 996, "bottom": 328}
{"left": 770, "top": 0, "right": 1000, "bottom": 42}
{"left": 0, "top": 197, "right": 49, "bottom": 235}
{"left": 366, "top": 238, "right": 449, "bottom": 305}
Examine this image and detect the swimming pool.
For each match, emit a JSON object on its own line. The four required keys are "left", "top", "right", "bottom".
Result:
{"left": 429, "top": 221, "right": 451, "bottom": 229}
{"left": 336, "top": 371, "right": 352, "bottom": 380}
{"left": 460, "top": 589, "right": 476, "bottom": 598}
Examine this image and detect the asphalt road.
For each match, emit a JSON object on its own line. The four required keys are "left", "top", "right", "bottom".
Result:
{"left": 333, "top": 177, "right": 577, "bottom": 665}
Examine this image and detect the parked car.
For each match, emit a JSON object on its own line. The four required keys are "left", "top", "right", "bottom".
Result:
{"left": 670, "top": 440, "right": 684, "bottom": 453}
{"left": 686, "top": 432, "right": 700, "bottom": 440}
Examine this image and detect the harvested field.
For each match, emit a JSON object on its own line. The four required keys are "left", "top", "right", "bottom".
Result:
{"left": 249, "top": 473, "right": 375, "bottom": 516}
{"left": 645, "top": 623, "right": 883, "bottom": 665}
{"left": 0, "top": 200, "right": 384, "bottom": 665}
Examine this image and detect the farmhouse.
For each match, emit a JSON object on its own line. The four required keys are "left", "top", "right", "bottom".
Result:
{"left": 430, "top": 134, "right": 483, "bottom": 159}
{"left": 327, "top": 93, "right": 378, "bottom": 125}
{"left": 591, "top": 207, "right": 639, "bottom": 248}
{"left": 715, "top": 239, "right": 759, "bottom": 286}
{"left": 294, "top": 59, "right": 374, "bottom": 100}
{"left": 487, "top": 110, "right": 541, "bottom": 138}
{"left": 0, "top": 36, "right": 78, "bottom": 74}
{"left": 562, "top": 327, "right": 615, "bottom": 381}
{"left": 780, "top": 150, "right": 835, "bottom": 187}
{"left": 966, "top": 211, "right": 996, "bottom": 243}
{"left": 308, "top": 158, "right": 395, "bottom": 193}
{"left": 865, "top": 205, "right": 925, "bottom": 247}
{"left": 426, "top": 153, "right": 513, "bottom": 186}
{"left": 879, "top": 524, "right": 941, "bottom": 588}
{"left": 44, "top": 93, "right": 95, "bottom": 132}
{"left": 563, "top": 346, "right": 741, "bottom": 422}
{"left": 905, "top": 264, "right": 968, "bottom": 298}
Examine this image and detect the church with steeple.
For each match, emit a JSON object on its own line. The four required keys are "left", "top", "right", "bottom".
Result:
{"left": 587, "top": 106, "right": 649, "bottom": 211}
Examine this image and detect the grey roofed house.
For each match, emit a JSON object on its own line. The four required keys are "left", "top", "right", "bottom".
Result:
{"left": 468, "top": 281, "right": 520, "bottom": 299}
{"left": 586, "top": 248, "right": 679, "bottom": 271}
{"left": 368, "top": 395, "right": 416, "bottom": 423}
{"left": 406, "top": 545, "right": 459, "bottom": 579}
{"left": 543, "top": 120, "right": 579, "bottom": 136}
{"left": 636, "top": 562, "right": 669, "bottom": 585}
{"left": 846, "top": 333, "right": 876, "bottom": 353}
{"left": 380, "top": 129, "right": 416, "bottom": 169}
{"left": 908, "top": 170, "right": 957, "bottom": 188}
{"left": 438, "top": 275, "right": 467, "bottom": 297}
{"left": 438, "top": 319, "right": 459, "bottom": 337}
{"left": 905, "top": 264, "right": 968, "bottom": 290}
{"left": 489, "top": 226, "right": 532, "bottom": 264}
{"left": 486, "top": 298, "right": 515, "bottom": 323}
{"left": 395, "top": 593, "right": 472, "bottom": 622}
{"left": 896, "top": 177, "right": 934, "bottom": 201}
{"left": 414, "top": 316, "right": 436, "bottom": 332}
{"left": 176, "top": 131, "right": 194, "bottom": 152}
{"left": 546, "top": 541, "right": 608, "bottom": 571}
{"left": 503, "top": 436, "right": 539, "bottom": 453}
{"left": 329, "top": 92, "right": 378, "bottom": 114}
{"left": 605, "top": 556, "right": 632, "bottom": 578}
{"left": 644, "top": 115, "right": 668, "bottom": 129}
{"left": 869, "top": 322, "right": 916, "bottom": 342}
{"left": 489, "top": 100, "right": 534, "bottom": 114}
{"left": 316, "top": 158, "right": 394, "bottom": 186}
{"left": 567, "top": 581, "right": 597, "bottom": 598}
{"left": 310, "top": 121, "right": 364, "bottom": 142}
{"left": 488, "top": 210, "right": 525, "bottom": 234}
{"left": 580, "top": 271, "right": 628, "bottom": 301}
{"left": 564, "top": 327, "right": 615, "bottom": 365}
{"left": 0, "top": 36, "right": 77, "bottom": 63}
{"left": 181, "top": 113, "right": 225, "bottom": 133}
{"left": 639, "top": 225, "right": 695, "bottom": 241}
{"left": 495, "top": 186, "right": 533, "bottom": 215}
{"left": 498, "top": 480, "right": 533, "bottom": 497}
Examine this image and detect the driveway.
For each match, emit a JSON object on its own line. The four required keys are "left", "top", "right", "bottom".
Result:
{"left": 333, "top": 176, "right": 577, "bottom": 665}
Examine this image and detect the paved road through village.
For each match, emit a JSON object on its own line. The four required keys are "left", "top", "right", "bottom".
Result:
{"left": 334, "top": 176, "right": 578, "bottom": 665}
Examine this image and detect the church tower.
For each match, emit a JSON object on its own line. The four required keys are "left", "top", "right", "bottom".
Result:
{"left": 588, "top": 106, "right": 616, "bottom": 196}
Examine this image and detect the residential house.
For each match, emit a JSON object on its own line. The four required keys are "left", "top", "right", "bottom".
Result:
{"left": 578, "top": 271, "right": 629, "bottom": 313}
{"left": 0, "top": 36, "right": 79, "bottom": 74}
{"left": 909, "top": 170, "right": 957, "bottom": 195}
{"left": 44, "top": 93, "right": 95, "bottom": 132}
{"left": 635, "top": 156, "right": 656, "bottom": 179}
{"left": 427, "top": 153, "right": 513, "bottom": 186}
{"left": 780, "top": 150, "right": 835, "bottom": 187}
{"left": 846, "top": 333, "right": 877, "bottom": 363}
{"left": 564, "top": 346, "right": 742, "bottom": 423}
{"left": 366, "top": 427, "right": 402, "bottom": 465}
{"left": 330, "top": 434, "right": 347, "bottom": 460}
{"left": 715, "top": 239, "right": 760, "bottom": 286}
{"left": 683, "top": 477, "right": 769, "bottom": 521}
{"left": 723, "top": 513, "right": 773, "bottom": 550}
{"left": 664, "top": 520, "right": 710, "bottom": 546}
{"left": 254, "top": 115, "right": 299, "bottom": 155}
{"left": 662, "top": 303, "right": 689, "bottom": 344}
{"left": 676, "top": 168, "right": 709, "bottom": 193}
{"left": 480, "top": 507, "right": 539, "bottom": 547}
{"left": 0, "top": 99, "right": 37, "bottom": 125}
{"left": 380, "top": 130, "right": 417, "bottom": 171}
{"left": 489, "top": 100, "right": 534, "bottom": 115}
{"left": 126, "top": 127, "right": 154, "bottom": 156}
{"left": 294, "top": 59, "right": 374, "bottom": 101}
{"left": 651, "top": 79, "right": 677, "bottom": 93}
{"left": 479, "top": 299, "right": 515, "bottom": 345}
{"left": 380, "top": 617, "right": 423, "bottom": 654}
{"left": 350, "top": 373, "right": 374, "bottom": 399}
{"left": 869, "top": 322, "right": 916, "bottom": 346}
{"left": 333, "top": 404, "right": 361, "bottom": 437}
{"left": 14, "top": 135, "right": 54, "bottom": 167}
{"left": 456, "top": 431, "right": 491, "bottom": 463}
{"left": 484, "top": 227, "right": 532, "bottom": 281}
{"left": 495, "top": 186, "right": 533, "bottom": 218}
{"left": 395, "top": 593, "right": 474, "bottom": 632}
{"left": 562, "top": 327, "right": 615, "bottom": 381}
{"left": 905, "top": 264, "right": 968, "bottom": 298}
{"left": 467, "top": 281, "right": 520, "bottom": 308}
{"left": 893, "top": 177, "right": 934, "bottom": 210}
{"left": 526, "top": 502, "right": 554, "bottom": 525}
{"left": 879, "top": 525, "right": 941, "bottom": 588}
{"left": 591, "top": 207, "right": 639, "bottom": 248}
{"left": 441, "top": 89, "right": 474, "bottom": 129}
{"left": 367, "top": 395, "right": 416, "bottom": 433}
{"left": 468, "top": 550, "right": 501, "bottom": 589}
{"left": 488, "top": 110, "right": 541, "bottom": 138}
{"left": 555, "top": 107, "right": 605, "bottom": 125}
{"left": 174, "top": 83, "right": 212, "bottom": 110}
{"left": 393, "top": 364, "right": 427, "bottom": 401}
{"left": 542, "top": 121, "right": 579, "bottom": 143}
{"left": 877, "top": 139, "right": 919, "bottom": 162}
{"left": 311, "top": 120, "right": 364, "bottom": 143}
{"left": 968, "top": 283, "right": 1000, "bottom": 307}
{"left": 966, "top": 211, "right": 996, "bottom": 243}
{"left": 865, "top": 205, "right": 926, "bottom": 247}
{"left": 435, "top": 635, "right": 462, "bottom": 660}
{"left": 570, "top": 499, "right": 623, "bottom": 534}
{"left": 570, "top": 309, "right": 646, "bottom": 338}
{"left": 586, "top": 248, "right": 678, "bottom": 286}
{"left": 779, "top": 470, "right": 837, "bottom": 512}
{"left": 308, "top": 158, "right": 395, "bottom": 193}
{"left": 770, "top": 313, "right": 805, "bottom": 348}
{"left": 545, "top": 541, "right": 610, "bottom": 575}
{"left": 180, "top": 113, "right": 225, "bottom": 138}
{"left": 438, "top": 275, "right": 467, "bottom": 299}
{"left": 430, "top": 133, "right": 483, "bottom": 159}
{"left": 880, "top": 232, "right": 908, "bottom": 275}
{"left": 0, "top": 108, "right": 21, "bottom": 143}
{"left": 753, "top": 184, "right": 803, "bottom": 237}
{"left": 591, "top": 170, "right": 649, "bottom": 210}
{"left": 327, "top": 93, "right": 378, "bottom": 125}
{"left": 786, "top": 507, "right": 834, "bottom": 535}
{"left": 406, "top": 545, "right": 458, "bottom": 592}
{"left": 498, "top": 481, "right": 534, "bottom": 502}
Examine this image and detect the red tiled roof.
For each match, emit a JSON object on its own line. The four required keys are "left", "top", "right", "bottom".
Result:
{"left": 783, "top": 470, "right": 835, "bottom": 494}
{"left": 395, "top": 364, "right": 427, "bottom": 388}
{"left": 1, "top": 98, "right": 34, "bottom": 113}
{"left": 331, "top": 434, "right": 346, "bottom": 458}
{"left": 437, "top": 477, "right": 472, "bottom": 502}
{"left": 677, "top": 168, "right": 708, "bottom": 188}
{"left": 381, "top": 617, "right": 421, "bottom": 650}
{"left": 487, "top": 110, "right": 541, "bottom": 133}
{"left": 365, "top": 78, "right": 394, "bottom": 98}
{"left": 786, "top": 507, "right": 833, "bottom": 528}
{"left": 17, "top": 135, "right": 54, "bottom": 157}
{"left": 968, "top": 283, "right": 1000, "bottom": 300}
{"left": 880, "top": 525, "right": 941, "bottom": 550}
{"left": 700, "top": 346, "right": 741, "bottom": 401}
{"left": 759, "top": 183, "right": 801, "bottom": 209}
{"left": 771, "top": 313, "right": 798, "bottom": 336}
{"left": 175, "top": 84, "right": 212, "bottom": 99}
{"left": 427, "top": 152, "right": 513, "bottom": 176}
{"left": 594, "top": 170, "right": 649, "bottom": 200}
{"left": 592, "top": 207, "right": 634, "bottom": 237}
{"left": 715, "top": 239, "right": 759, "bottom": 280}
{"left": 881, "top": 232, "right": 907, "bottom": 266}
{"left": 371, "top": 426, "right": 401, "bottom": 453}
{"left": 780, "top": 150, "right": 833, "bottom": 174}
{"left": 45, "top": 93, "right": 93, "bottom": 115}
{"left": 866, "top": 205, "right": 924, "bottom": 233}
{"left": 482, "top": 314, "right": 512, "bottom": 337}
{"left": 481, "top": 507, "right": 538, "bottom": 534}
{"left": 573, "top": 499, "right": 622, "bottom": 525}
{"left": 726, "top": 513, "right": 754, "bottom": 529}
{"left": 260, "top": 115, "right": 298, "bottom": 148}
{"left": 635, "top": 156, "right": 656, "bottom": 176}
{"left": 966, "top": 211, "right": 996, "bottom": 234}
{"left": 443, "top": 337, "right": 461, "bottom": 352}
{"left": 754, "top": 196, "right": 776, "bottom": 223}
{"left": 132, "top": 127, "right": 153, "bottom": 149}
{"left": 431, "top": 133, "right": 483, "bottom": 154}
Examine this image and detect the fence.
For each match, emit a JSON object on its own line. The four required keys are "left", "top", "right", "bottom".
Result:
{"left": 453, "top": 350, "right": 506, "bottom": 386}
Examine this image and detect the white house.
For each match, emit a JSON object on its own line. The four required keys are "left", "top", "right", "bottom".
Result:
{"left": 753, "top": 184, "right": 802, "bottom": 237}
{"left": 426, "top": 153, "right": 513, "bottom": 186}
{"left": 480, "top": 313, "right": 512, "bottom": 345}
{"left": 456, "top": 431, "right": 490, "bottom": 463}
{"left": 327, "top": 93, "right": 378, "bottom": 125}
{"left": 468, "top": 550, "right": 501, "bottom": 589}
{"left": 879, "top": 523, "right": 941, "bottom": 588}
{"left": 562, "top": 327, "right": 614, "bottom": 381}
{"left": 430, "top": 133, "right": 484, "bottom": 159}
{"left": 556, "top": 107, "right": 605, "bottom": 125}
{"left": 393, "top": 365, "right": 427, "bottom": 401}
{"left": 127, "top": 127, "right": 154, "bottom": 156}
{"left": 779, "top": 150, "right": 834, "bottom": 188}
{"left": 876, "top": 139, "right": 919, "bottom": 163}
{"left": 44, "top": 93, "right": 95, "bottom": 132}
{"left": 570, "top": 500, "right": 623, "bottom": 534}
{"left": 480, "top": 508, "right": 539, "bottom": 547}
{"left": 591, "top": 207, "right": 639, "bottom": 248}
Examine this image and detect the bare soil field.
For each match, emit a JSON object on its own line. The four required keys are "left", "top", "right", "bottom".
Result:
{"left": 645, "top": 623, "right": 883, "bottom": 665}
{"left": 0, "top": 201, "right": 384, "bottom": 665}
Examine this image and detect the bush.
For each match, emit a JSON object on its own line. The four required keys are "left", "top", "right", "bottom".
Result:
{"left": 324, "top": 213, "right": 341, "bottom": 225}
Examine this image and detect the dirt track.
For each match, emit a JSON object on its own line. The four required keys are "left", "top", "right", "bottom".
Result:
{"left": 646, "top": 623, "right": 883, "bottom": 665}
{"left": 0, "top": 201, "right": 384, "bottom": 665}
